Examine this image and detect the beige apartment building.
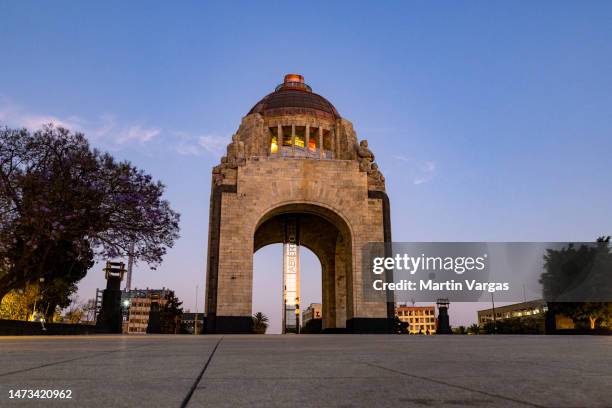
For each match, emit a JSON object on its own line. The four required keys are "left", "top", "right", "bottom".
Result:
{"left": 396, "top": 305, "right": 436, "bottom": 334}
{"left": 302, "top": 303, "right": 322, "bottom": 327}
{"left": 121, "top": 288, "right": 173, "bottom": 334}
{"left": 126, "top": 297, "right": 153, "bottom": 334}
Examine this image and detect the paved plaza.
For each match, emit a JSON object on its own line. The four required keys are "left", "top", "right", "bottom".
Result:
{"left": 0, "top": 335, "right": 610, "bottom": 407}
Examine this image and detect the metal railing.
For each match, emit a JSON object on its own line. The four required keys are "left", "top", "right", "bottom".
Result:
{"left": 275, "top": 146, "right": 332, "bottom": 159}
{"left": 275, "top": 82, "right": 312, "bottom": 92}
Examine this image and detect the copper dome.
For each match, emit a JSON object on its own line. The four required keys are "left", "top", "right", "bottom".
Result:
{"left": 248, "top": 74, "right": 340, "bottom": 120}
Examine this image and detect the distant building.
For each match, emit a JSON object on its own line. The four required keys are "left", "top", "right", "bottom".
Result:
{"left": 181, "top": 312, "right": 204, "bottom": 334}
{"left": 90, "top": 287, "right": 174, "bottom": 334}
{"left": 477, "top": 299, "right": 547, "bottom": 326}
{"left": 302, "top": 303, "right": 322, "bottom": 327}
{"left": 301, "top": 303, "right": 322, "bottom": 333}
{"left": 396, "top": 305, "right": 436, "bottom": 334}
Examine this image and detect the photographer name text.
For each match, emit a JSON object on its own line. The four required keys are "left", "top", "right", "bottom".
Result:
{"left": 372, "top": 279, "right": 509, "bottom": 293}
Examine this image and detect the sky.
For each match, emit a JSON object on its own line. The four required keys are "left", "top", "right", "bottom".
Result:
{"left": 1, "top": 2, "right": 611, "bottom": 332}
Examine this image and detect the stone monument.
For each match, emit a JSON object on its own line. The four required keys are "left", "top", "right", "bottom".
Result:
{"left": 204, "top": 74, "right": 393, "bottom": 333}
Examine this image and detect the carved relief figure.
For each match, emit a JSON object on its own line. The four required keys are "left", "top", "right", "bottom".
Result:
{"left": 355, "top": 139, "right": 375, "bottom": 172}
{"left": 227, "top": 134, "right": 246, "bottom": 169}
{"left": 212, "top": 156, "right": 228, "bottom": 185}
{"left": 367, "top": 163, "right": 385, "bottom": 185}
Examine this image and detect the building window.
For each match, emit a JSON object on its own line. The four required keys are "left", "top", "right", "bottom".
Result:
{"left": 269, "top": 127, "right": 279, "bottom": 153}
{"left": 295, "top": 126, "right": 305, "bottom": 149}
{"left": 309, "top": 127, "right": 319, "bottom": 151}
{"left": 282, "top": 126, "right": 292, "bottom": 147}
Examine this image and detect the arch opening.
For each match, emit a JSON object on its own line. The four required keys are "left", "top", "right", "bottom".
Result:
{"left": 253, "top": 204, "right": 353, "bottom": 332}
{"left": 253, "top": 244, "right": 322, "bottom": 334}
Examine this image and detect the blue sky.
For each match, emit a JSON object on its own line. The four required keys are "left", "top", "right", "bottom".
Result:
{"left": 1, "top": 2, "right": 611, "bottom": 331}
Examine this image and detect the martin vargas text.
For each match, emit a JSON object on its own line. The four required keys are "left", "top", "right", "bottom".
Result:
{"left": 372, "top": 279, "right": 510, "bottom": 293}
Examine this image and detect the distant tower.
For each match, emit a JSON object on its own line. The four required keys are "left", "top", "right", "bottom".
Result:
{"left": 282, "top": 216, "right": 300, "bottom": 333}
{"left": 436, "top": 298, "right": 452, "bottom": 334}
{"left": 96, "top": 261, "right": 126, "bottom": 333}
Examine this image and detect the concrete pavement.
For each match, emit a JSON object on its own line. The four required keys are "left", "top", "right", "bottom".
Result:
{"left": 0, "top": 335, "right": 610, "bottom": 407}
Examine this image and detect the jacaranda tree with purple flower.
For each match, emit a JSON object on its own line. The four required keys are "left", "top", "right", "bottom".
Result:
{"left": 0, "top": 125, "right": 180, "bottom": 314}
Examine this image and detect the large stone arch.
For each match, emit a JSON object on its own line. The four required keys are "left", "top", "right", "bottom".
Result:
{"left": 204, "top": 158, "right": 393, "bottom": 334}
{"left": 253, "top": 203, "right": 353, "bottom": 330}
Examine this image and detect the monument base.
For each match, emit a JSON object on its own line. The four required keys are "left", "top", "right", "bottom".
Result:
{"left": 205, "top": 316, "right": 253, "bottom": 334}
{"left": 346, "top": 318, "right": 394, "bottom": 334}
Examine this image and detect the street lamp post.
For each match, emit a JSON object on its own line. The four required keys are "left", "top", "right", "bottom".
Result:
{"left": 194, "top": 285, "right": 198, "bottom": 335}
{"left": 31, "top": 277, "right": 47, "bottom": 330}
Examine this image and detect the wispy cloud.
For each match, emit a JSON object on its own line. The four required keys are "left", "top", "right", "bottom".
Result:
{"left": 393, "top": 155, "right": 410, "bottom": 162}
{"left": 115, "top": 125, "right": 160, "bottom": 144}
{"left": 413, "top": 161, "right": 437, "bottom": 185}
{"left": 198, "top": 134, "right": 228, "bottom": 155}
{"left": 175, "top": 142, "right": 202, "bottom": 156}
{"left": 0, "top": 97, "right": 83, "bottom": 131}
{"left": 174, "top": 133, "right": 229, "bottom": 156}
{"left": 394, "top": 155, "right": 437, "bottom": 185}
{"left": 0, "top": 97, "right": 159, "bottom": 147}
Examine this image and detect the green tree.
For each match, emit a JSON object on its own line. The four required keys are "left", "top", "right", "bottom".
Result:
{"left": 62, "top": 295, "right": 85, "bottom": 324}
{"left": 159, "top": 292, "right": 183, "bottom": 334}
{"left": 37, "top": 249, "right": 93, "bottom": 321}
{"left": 540, "top": 237, "right": 612, "bottom": 330}
{"left": 51, "top": 307, "right": 62, "bottom": 323}
{"left": 0, "top": 285, "right": 38, "bottom": 320}
{"left": 468, "top": 324, "right": 480, "bottom": 334}
{"left": 252, "top": 312, "right": 269, "bottom": 334}
{"left": 81, "top": 298, "right": 97, "bottom": 323}
{"left": 483, "top": 316, "right": 544, "bottom": 334}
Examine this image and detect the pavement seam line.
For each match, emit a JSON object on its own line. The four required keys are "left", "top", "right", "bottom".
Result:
{"left": 0, "top": 342, "right": 156, "bottom": 378}
{"left": 361, "top": 361, "right": 547, "bottom": 408}
{"left": 180, "top": 337, "right": 223, "bottom": 408}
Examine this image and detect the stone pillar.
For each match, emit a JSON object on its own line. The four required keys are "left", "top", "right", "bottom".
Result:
{"left": 436, "top": 300, "right": 452, "bottom": 334}
{"left": 277, "top": 124, "right": 282, "bottom": 155}
{"left": 331, "top": 128, "right": 336, "bottom": 159}
{"left": 96, "top": 261, "right": 125, "bottom": 334}
{"left": 305, "top": 125, "right": 310, "bottom": 156}
{"left": 319, "top": 127, "right": 323, "bottom": 159}
{"left": 291, "top": 124, "right": 295, "bottom": 154}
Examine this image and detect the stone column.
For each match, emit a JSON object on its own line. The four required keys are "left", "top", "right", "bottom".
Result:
{"left": 305, "top": 125, "right": 310, "bottom": 156}
{"left": 331, "top": 128, "right": 336, "bottom": 159}
{"left": 277, "top": 124, "right": 282, "bottom": 155}
{"left": 291, "top": 124, "right": 295, "bottom": 154}
{"left": 319, "top": 127, "right": 323, "bottom": 159}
